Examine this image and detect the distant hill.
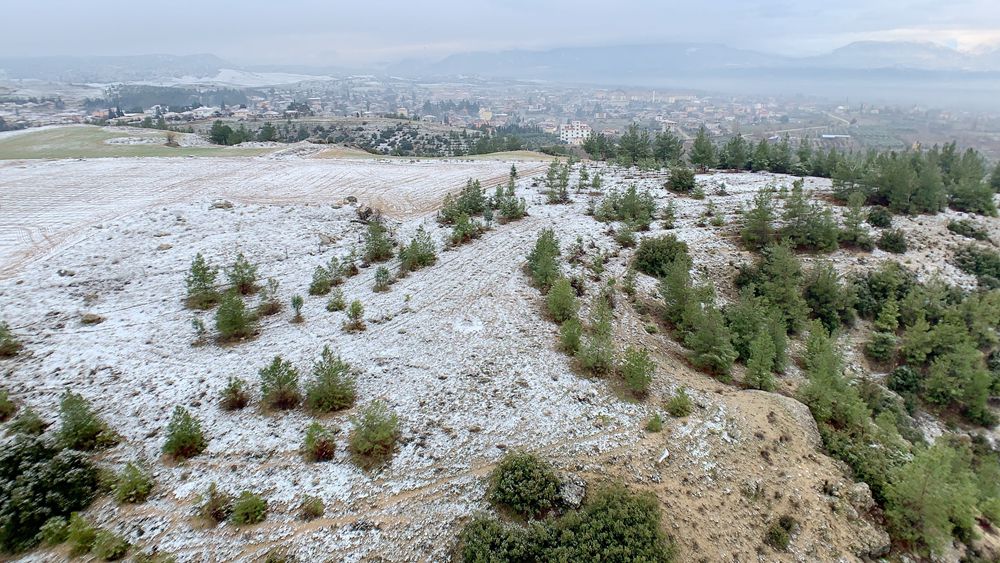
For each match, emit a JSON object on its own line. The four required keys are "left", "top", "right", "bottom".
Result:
{"left": 0, "top": 54, "right": 230, "bottom": 83}
{"left": 801, "top": 41, "right": 997, "bottom": 71}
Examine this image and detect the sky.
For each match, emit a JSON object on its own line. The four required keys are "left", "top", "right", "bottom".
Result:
{"left": 3, "top": 0, "right": 999, "bottom": 66}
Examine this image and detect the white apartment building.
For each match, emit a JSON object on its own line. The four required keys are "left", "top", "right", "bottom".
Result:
{"left": 559, "top": 120, "right": 592, "bottom": 146}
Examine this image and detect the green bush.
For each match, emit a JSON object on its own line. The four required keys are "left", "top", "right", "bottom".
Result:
{"left": 256, "top": 277, "right": 282, "bottom": 316}
{"left": 344, "top": 300, "right": 366, "bottom": 332}
{"left": 947, "top": 219, "right": 989, "bottom": 240}
{"left": 114, "top": 463, "right": 154, "bottom": 504}
{"left": 184, "top": 253, "right": 219, "bottom": 309}
{"left": 373, "top": 266, "right": 392, "bottom": 292}
{"left": 865, "top": 332, "right": 897, "bottom": 362}
{"left": 867, "top": 206, "right": 893, "bottom": 228}
{"left": 645, "top": 414, "right": 663, "bottom": 432}
{"left": 231, "top": 491, "right": 267, "bottom": 525}
{"left": 620, "top": 346, "right": 655, "bottom": 397}
{"left": 685, "top": 302, "right": 737, "bottom": 377}
{"left": 595, "top": 185, "right": 657, "bottom": 229}
{"left": 326, "top": 289, "right": 346, "bottom": 312}
{"left": 0, "top": 437, "right": 99, "bottom": 552}
{"left": 92, "top": 528, "right": 130, "bottom": 561}
{"left": 558, "top": 317, "right": 582, "bottom": 354}
{"left": 488, "top": 452, "right": 561, "bottom": 519}
{"left": 877, "top": 229, "right": 908, "bottom": 254}
{"left": 665, "top": 388, "right": 693, "bottom": 417}
{"left": 38, "top": 516, "right": 69, "bottom": 545}
{"left": 259, "top": 356, "right": 301, "bottom": 410}
{"left": 66, "top": 513, "right": 97, "bottom": 556}
{"left": 764, "top": 515, "right": 797, "bottom": 550}
{"left": 745, "top": 331, "right": 776, "bottom": 391}
{"left": 614, "top": 224, "right": 637, "bottom": 247}
{"left": 8, "top": 406, "right": 46, "bottom": 436}
{"left": 633, "top": 235, "right": 689, "bottom": 278}
{"left": 215, "top": 290, "right": 256, "bottom": 340}
{"left": 57, "top": 391, "right": 117, "bottom": 451}
{"left": 399, "top": 225, "right": 437, "bottom": 272}
{"left": 0, "top": 321, "right": 22, "bottom": 357}
{"left": 954, "top": 244, "right": 1000, "bottom": 288}
{"left": 666, "top": 167, "right": 696, "bottom": 193}
{"left": 363, "top": 222, "right": 395, "bottom": 262}
{"left": 302, "top": 421, "right": 337, "bottom": 462}
{"left": 220, "top": 376, "right": 250, "bottom": 410}
{"left": 227, "top": 252, "right": 258, "bottom": 294}
{"left": 803, "top": 262, "right": 856, "bottom": 332}
{"left": 440, "top": 178, "right": 488, "bottom": 223}
{"left": 300, "top": 495, "right": 324, "bottom": 520}
{"left": 305, "top": 346, "right": 356, "bottom": 413}
{"left": 291, "top": 294, "right": 304, "bottom": 322}
{"left": 162, "top": 406, "right": 206, "bottom": 460}
{"left": 0, "top": 389, "right": 15, "bottom": 422}
{"left": 527, "top": 229, "right": 560, "bottom": 292}
{"left": 198, "top": 483, "right": 233, "bottom": 524}
{"left": 349, "top": 401, "right": 400, "bottom": 467}
{"left": 458, "top": 516, "right": 536, "bottom": 562}
{"left": 308, "top": 266, "right": 332, "bottom": 296}
{"left": 576, "top": 297, "right": 615, "bottom": 375}
{"left": 546, "top": 278, "right": 578, "bottom": 323}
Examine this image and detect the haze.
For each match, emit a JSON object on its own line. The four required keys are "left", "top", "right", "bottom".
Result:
{"left": 4, "top": 0, "right": 1000, "bottom": 66}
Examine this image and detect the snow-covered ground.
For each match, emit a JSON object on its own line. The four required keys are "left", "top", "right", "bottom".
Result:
{"left": 5, "top": 159, "right": 977, "bottom": 560}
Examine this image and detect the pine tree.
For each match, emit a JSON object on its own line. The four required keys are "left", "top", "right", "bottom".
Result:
{"left": 546, "top": 278, "right": 578, "bottom": 323}
{"left": 689, "top": 126, "right": 716, "bottom": 169}
{"left": 215, "top": 290, "right": 255, "bottom": 340}
{"left": 758, "top": 243, "right": 809, "bottom": 333}
{"left": 576, "top": 295, "right": 615, "bottom": 374}
{"left": 186, "top": 253, "right": 219, "bottom": 309}
{"left": 259, "top": 355, "right": 301, "bottom": 410}
{"left": 363, "top": 222, "right": 395, "bottom": 262}
{"left": 750, "top": 138, "right": 771, "bottom": 172}
{"left": 875, "top": 296, "right": 899, "bottom": 332}
{"left": 720, "top": 134, "right": 749, "bottom": 170}
{"left": 990, "top": 161, "right": 1000, "bottom": 192}
{"left": 740, "top": 186, "right": 776, "bottom": 250}
{"left": 840, "top": 191, "right": 874, "bottom": 250}
{"left": 685, "top": 301, "right": 737, "bottom": 377}
{"left": 162, "top": 406, "right": 207, "bottom": 459}
{"left": 619, "top": 346, "right": 655, "bottom": 396}
{"left": 227, "top": 253, "right": 258, "bottom": 295}
{"left": 306, "top": 346, "right": 356, "bottom": 413}
{"left": 745, "top": 331, "right": 776, "bottom": 391}
{"left": 527, "top": 229, "right": 560, "bottom": 292}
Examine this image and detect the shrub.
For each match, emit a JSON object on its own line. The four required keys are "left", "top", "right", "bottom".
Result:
{"left": 0, "top": 389, "right": 15, "bottom": 422}
{"left": 947, "top": 219, "right": 988, "bottom": 240}
{"left": 259, "top": 356, "right": 300, "bottom": 410}
{"left": 114, "top": 463, "right": 154, "bottom": 504}
{"left": 39, "top": 516, "right": 69, "bottom": 545}
{"left": 633, "top": 235, "right": 689, "bottom": 278}
{"left": 198, "top": 482, "right": 233, "bottom": 524}
{"left": 803, "top": 262, "right": 857, "bottom": 332}
{"left": 450, "top": 213, "right": 484, "bottom": 245}
{"left": 865, "top": 332, "right": 897, "bottom": 362}
{"left": 666, "top": 388, "right": 693, "bottom": 417}
{"left": 184, "top": 253, "right": 219, "bottom": 309}
{"left": 344, "top": 300, "right": 366, "bottom": 332}
{"left": 162, "top": 406, "right": 206, "bottom": 460}
{"left": 666, "top": 167, "right": 696, "bottom": 193}
{"left": 615, "top": 224, "right": 637, "bottom": 247}
{"left": 954, "top": 244, "right": 1000, "bottom": 288}
{"left": 867, "top": 206, "right": 892, "bottom": 228}
{"left": 645, "top": 414, "right": 663, "bottom": 432}
{"left": 373, "top": 266, "right": 391, "bottom": 292}
{"left": 685, "top": 302, "right": 737, "bottom": 377}
{"left": 0, "top": 437, "right": 99, "bottom": 552}
{"left": 326, "top": 289, "right": 346, "bottom": 312}
{"left": 308, "top": 266, "right": 332, "bottom": 296}
{"left": 558, "top": 317, "right": 582, "bottom": 354}
{"left": 527, "top": 229, "right": 560, "bottom": 292}
{"left": 440, "top": 178, "right": 488, "bottom": 223}
{"left": 215, "top": 290, "right": 256, "bottom": 340}
{"left": 488, "top": 452, "right": 561, "bottom": 519}
{"left": 546, "top": 278, "right": 578, "bottom": 323}
{"left": 300, "top": 496, "right": 324, "bottom": 520}
{"left": 888, "top": 365, "right": 921, "bottom": 397}
{"left": 458, "top": 516, "right": 535, "bottom": 562}
{"left": 877, "top": 229, "right": 908, "bottom": 254}
{"left": 349, "top": 400, "right": 400, "bottom": 467}
{"left": 220, "top": 376, "right": 250, "bottom": 410}
{"left": 226, "top": 253, "right": 258, "bottom": 294}
{"left": 595, "top": 185, "right": 656, "bottom": 228}
{"left": 57, "top": 391, "right": 117, "bottom": 451}
{"left": 305, "top": 346, "right": 356, "bottom": 413}
{"left": 8, "top": 406, "right": 46, "bottom": 436}
{"left": 291, "top": 294, "right": 304, "bottom": 322}
{"left": 576, "top": 297, "right": 615, "bottom": 375}
{"left": 92, "top": 528, "right": 130, "bottom": 560}
{"left": 230, "top": 491, "right": 267, "bottom": 525}
{"left": 256, "top": 277, "right": 281, "bottom": 316}
{"left": 764, "top": 515, "right": 797, "bottom": 550}
{"left": 66, "top": 513, "right": 97, "bottom": 556}
{"left": 363, "top": 222, "right": 395, "bottom": 262}
{"left": 745, "top": 331, "right": 777, "bottom": 391}
{"left": 302, "top": 422, "right": 337, "bottom": 462}
{"left": 0, "top": 321, "right": 22, "bottom": 357}
{"left": 399, "top": 226, "right": 437, "bottom": 272}
{"left": 620, "top": 346, "right": 655, "bottom": 396}
{"left": 661, "top": 200, "right": 677, "bottom": 229}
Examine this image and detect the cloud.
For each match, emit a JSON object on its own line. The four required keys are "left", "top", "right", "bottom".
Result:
{"left": 2, "top": 0, "right": 998, "bottom": 64}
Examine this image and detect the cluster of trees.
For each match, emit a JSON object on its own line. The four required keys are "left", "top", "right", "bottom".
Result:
{"left": 459, "top": 451, "right": 675, "bottom": 562}
{"left": 440, "top": 172, "right": 527, "bottom": 239}
{"left": 583, "top": 124, "right": 684, "bottom": 168}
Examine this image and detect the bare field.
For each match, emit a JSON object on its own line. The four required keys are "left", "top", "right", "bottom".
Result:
{"left": 0, "top": 155, "right": 545, "bottom": 278}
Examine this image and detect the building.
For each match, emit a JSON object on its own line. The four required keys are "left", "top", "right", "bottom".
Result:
{"left": 559, "top": 121, "right": 592, "bottom": 146}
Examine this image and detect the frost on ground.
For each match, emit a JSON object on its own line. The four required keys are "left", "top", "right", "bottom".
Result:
{"left": 6, "top": 159, "right": 986, "bottom": 561}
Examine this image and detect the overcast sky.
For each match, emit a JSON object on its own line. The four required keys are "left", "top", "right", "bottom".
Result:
{"left": 3, "top": 0, "right": 999, "bottom": 65}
